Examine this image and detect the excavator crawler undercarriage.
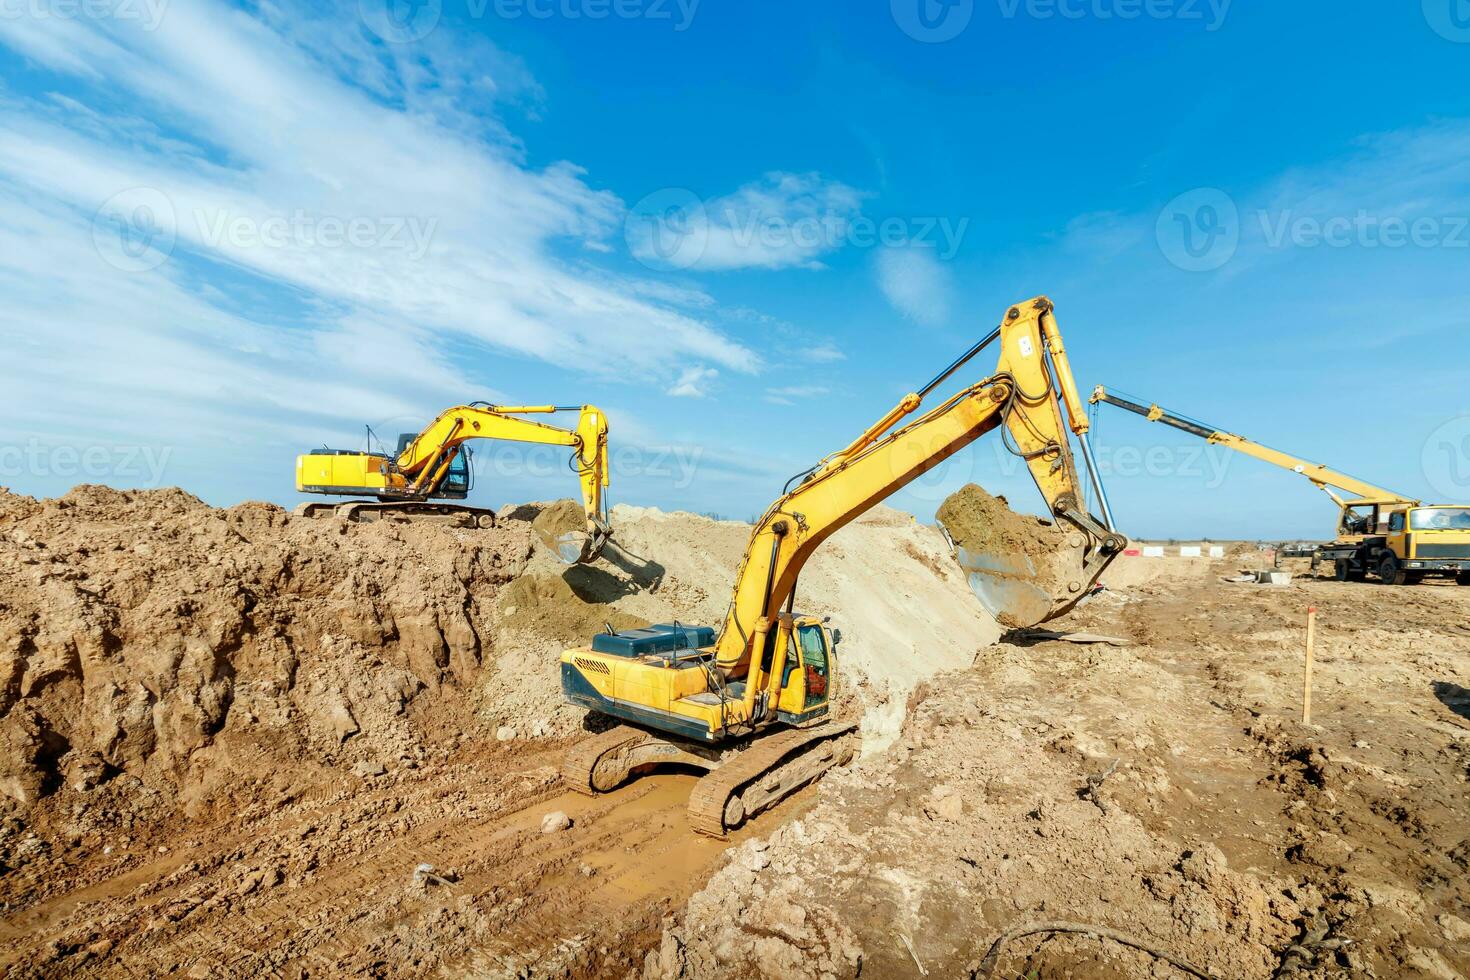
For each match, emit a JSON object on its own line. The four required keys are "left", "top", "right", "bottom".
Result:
{"left": 562, "top": 722, "right": 858, "bottom": 839}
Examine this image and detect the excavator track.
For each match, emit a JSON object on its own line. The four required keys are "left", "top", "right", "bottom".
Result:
{"left": 293, "top": 500, "right": 497, "bottom": 528}
{"left": 687, "top": 723, "right": 857, "bottom": 840}
{"left": 560, "top": 726, "right": 653, "bottom": 797}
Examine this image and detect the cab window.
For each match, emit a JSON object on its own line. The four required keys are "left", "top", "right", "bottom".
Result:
{"left": 1389, "top": 512, "right": 1406, "bottom": 533}
{"left": 795, "top": 625, "right": 830, "bottom": 708}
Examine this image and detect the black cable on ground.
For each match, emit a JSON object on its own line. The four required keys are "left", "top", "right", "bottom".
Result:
{"left": 970, "top": 921, "right": 1215, "bottom": 980}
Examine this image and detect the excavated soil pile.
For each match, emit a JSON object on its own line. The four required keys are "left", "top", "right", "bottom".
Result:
{"left": 937, "top": 483, "right": 1076, "bottom": 629}
{"left": 0, "top": 485, "right": 533, "bottom": 810}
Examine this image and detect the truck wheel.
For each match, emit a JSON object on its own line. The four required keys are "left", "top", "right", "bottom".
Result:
{"left": 1459, "top": 572, "right": 1470, "bottom": 587}
{"left": 1379, "top": 555, "right": 1407, "bottom": 586}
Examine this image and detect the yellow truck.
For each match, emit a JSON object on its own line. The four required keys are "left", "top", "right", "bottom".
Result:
{"left": 1090, "top": 388, "right": 1470, "bottom": 586}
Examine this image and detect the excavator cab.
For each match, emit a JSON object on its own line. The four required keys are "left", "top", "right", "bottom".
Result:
{"left": 394, "top": 433, "right": 473, "bottom": 499}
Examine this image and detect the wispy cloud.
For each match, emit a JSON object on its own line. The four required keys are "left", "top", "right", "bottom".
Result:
{"left": 764, "top": 385, "right": 830, "bottom": 406}
{"left": 668, "top": 366, "right": 719, "bottom": 398}
{"left": 874, "top": 245, "right": 952, "bottom": 326}
{"left": 628, "top": 172, "right": 865, "bottom": 272}
{"left": 0, "top": 1, "right": 761, "bottom": 468}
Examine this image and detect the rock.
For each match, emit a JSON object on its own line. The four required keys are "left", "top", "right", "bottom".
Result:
{"left": 352, "top": 760, "right": 387, "bottom": 778}
{"left": 496, "top": 726, "right": 518, "bottom": 742}
{"left": 1440, "top": 914, "right": 1470, "bottom": 942}
{"left": 739, "top": 842, "right": 771, "bottom": 873}
{"left": 541, "top": 811, "right": 572, "bottom": 834}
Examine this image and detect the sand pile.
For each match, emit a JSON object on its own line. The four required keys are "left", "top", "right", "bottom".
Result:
{"left": 0, "top": 486, "right": 532, "bottom": 809}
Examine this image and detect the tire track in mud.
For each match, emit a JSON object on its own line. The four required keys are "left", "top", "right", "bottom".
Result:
{"left": 3, "top": 739, "right": 803, "bottom": 979}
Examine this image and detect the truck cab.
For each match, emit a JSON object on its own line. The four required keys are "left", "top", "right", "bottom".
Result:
{"left": 1323, "top": 502, "right": 1470, "bottom": 585}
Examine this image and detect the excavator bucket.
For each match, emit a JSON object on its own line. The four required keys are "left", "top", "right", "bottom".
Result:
{"left": 949, "top": 540, "right": 1090, "bottom": 629}
{"left": 531, "top": 500, "right": 612, "bottom": 565}
{"left": 548, "top": 528, "right": 607, "bottom": 565}
{"left": 937, "top": 485, "right": 1096, "bottom": 630}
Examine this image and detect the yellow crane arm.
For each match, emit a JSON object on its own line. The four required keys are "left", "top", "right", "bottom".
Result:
{"left": 398, "top": 404, "right": 611, "bottom": 529}
{"left": 712, "top": 297, "right": 1124, "bottom": 673}
{"left": 1088, "top": 388, "right": 1417, "bottom": 508}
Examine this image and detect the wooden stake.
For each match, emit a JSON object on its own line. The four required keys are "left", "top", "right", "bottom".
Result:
{"left": 1303, "top": 606, "right": 1318, "bottom": 725}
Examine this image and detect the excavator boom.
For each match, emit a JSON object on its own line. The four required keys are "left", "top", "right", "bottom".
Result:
{"left": 558, "top": 297, "right": 1125, "bottom": 837}
{"left": 712, "top": 297, "right": 1122, "bottom": 674}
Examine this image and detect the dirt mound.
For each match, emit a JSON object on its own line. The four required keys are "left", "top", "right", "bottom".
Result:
{"left": 0, "top": 485, "right": 532, "bottom": 809}
{"left": 937, "top": 483, "right": 1082, "bottom": 629}
{"left": 646, "top": 651, "right": 1305, "bottom": 980}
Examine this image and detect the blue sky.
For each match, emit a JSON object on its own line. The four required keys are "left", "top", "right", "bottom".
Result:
{"left": 1, "top": 1, "right": 1467, "bottom": 539}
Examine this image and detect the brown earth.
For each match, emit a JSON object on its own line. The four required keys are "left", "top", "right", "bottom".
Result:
{"left": 648, "top": 554, "right": 1470, "bottom": 979}
{"left": 0, "top": 488, "right": 991, "bottom": 977}
{"left": 4, "top": 485, "right": 1468, "bottom": 979}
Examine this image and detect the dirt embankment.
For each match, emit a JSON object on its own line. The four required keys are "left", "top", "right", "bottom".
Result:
{"left": 0, "top": 488, "right": 1000, "bottom": 977}
{"left": 0, "top": 485, "right": 533, "bottom": 811}
{"left": 648, "top": 556, "right": 1470, "bottom": 979}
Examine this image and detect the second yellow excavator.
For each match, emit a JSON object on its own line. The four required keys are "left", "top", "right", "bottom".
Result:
{"left": 295, "top": 403, "right": 612, "bottom": 564}
{"left": 559, "top": 297, "right": 1125, "bottom": 837}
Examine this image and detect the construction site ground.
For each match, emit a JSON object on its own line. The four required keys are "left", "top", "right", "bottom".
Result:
{"left": 2, "top": 487, "right": 1467, "bottom": 978}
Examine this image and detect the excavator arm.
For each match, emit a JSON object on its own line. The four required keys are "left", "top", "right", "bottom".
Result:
{"left": 397, "top": 403, "right": 610, "bottom": 529}
{"left": 1088, "top": 388, "right": 1417, "bottom": 510}
{"left": 712, "top": 297, "right": 1125, "bottom": 675}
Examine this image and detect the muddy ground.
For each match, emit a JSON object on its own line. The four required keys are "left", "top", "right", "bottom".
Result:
{"left": 2, "top": 487, "right": 1467, "bottom": 978}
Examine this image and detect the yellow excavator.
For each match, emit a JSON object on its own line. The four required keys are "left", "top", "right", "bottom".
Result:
{"left": 1089, "top": 388, "right": 1470, "bottom": 586}
{"left": 560, "top": 297, "right": 1126, "bottom": 837}
{"left": 295, "top": 403, "right": 613, "bottom": 564}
